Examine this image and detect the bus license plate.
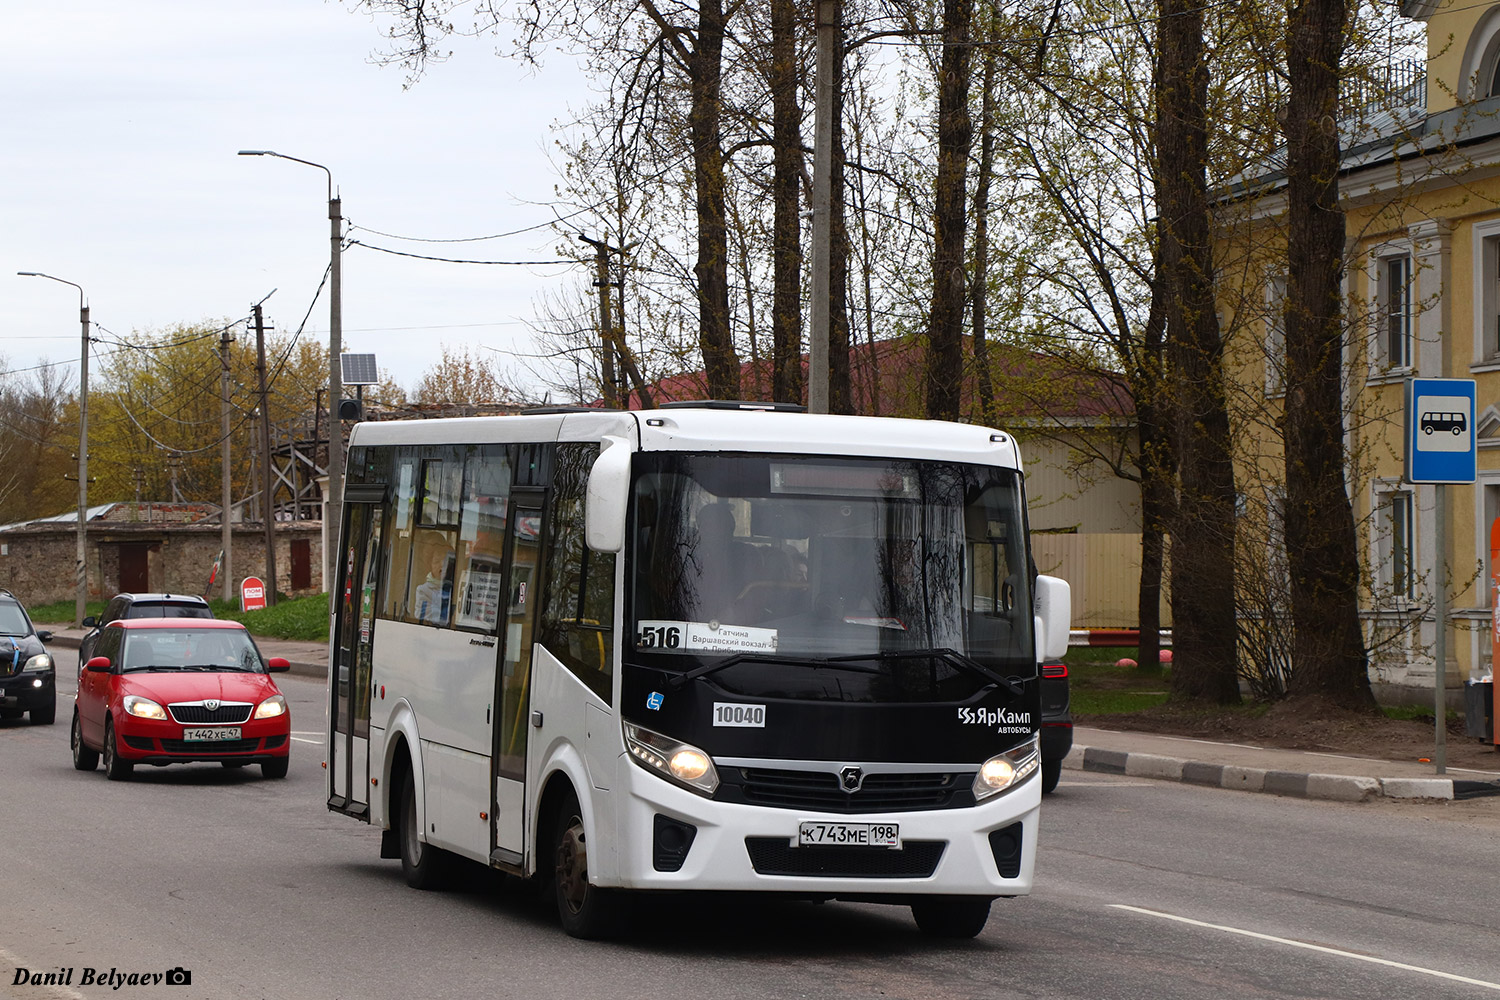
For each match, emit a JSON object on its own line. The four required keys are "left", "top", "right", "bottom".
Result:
{"left": 183, "top": 727, "right": 242, "bottom": 742}
{"left": 797, "top": 822, "right": 899, "bottom": 848}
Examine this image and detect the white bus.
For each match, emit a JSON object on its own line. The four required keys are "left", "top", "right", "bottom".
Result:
{"left": 326, "top": 403, "right": 1071, "bottom": 939}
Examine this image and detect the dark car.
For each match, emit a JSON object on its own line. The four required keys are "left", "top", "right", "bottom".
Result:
{"left": 78, "top": 593, "right": 213, "bottom": 671}
{"left": 1039, "top": 659, "right": 1072, "bottom": 794}
{"left": 0, "top": 591, "right": 57, "bottom": 725}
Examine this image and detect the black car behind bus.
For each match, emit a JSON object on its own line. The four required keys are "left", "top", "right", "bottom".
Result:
{"left": 0, "top": 591, "right": 56, "bottom": 725}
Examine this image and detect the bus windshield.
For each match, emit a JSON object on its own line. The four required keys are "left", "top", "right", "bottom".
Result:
{"left": 629, "top": 453, "right": 1034, "bottom": 701}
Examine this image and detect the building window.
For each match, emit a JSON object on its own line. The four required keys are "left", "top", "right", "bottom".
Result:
{"left": 1382, "top": 254, "right": 1413, "bottom": 370}
{"left": 1265, "top": 273, "right": 1286, "bottom": 396}
{"left": 1377, "top": 487, "right": 1415, "bottom": 604}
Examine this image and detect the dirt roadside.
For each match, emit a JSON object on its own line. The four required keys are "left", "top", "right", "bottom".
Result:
{"left": 1078, "top": 698, "right": 1500, "bottom": 773}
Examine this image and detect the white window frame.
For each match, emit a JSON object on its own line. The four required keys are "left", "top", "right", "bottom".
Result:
{"left": 1471, "top": 218, "right": 1500, "bottom": 369}
{"left": 1372, "top": 480, "right": 1416, "bottom": 608}
{"left": 1383, "top": 253, "right": 1413, "bottom": 370}
{"left": 1264, "top": 272, "right": 1287, "bottom": 397}
{"left": 1365, "top": 242, "right": 1415, "bottom": 382}
{"left": 1460, "top": 6, "right": 1500, "bottom": 102}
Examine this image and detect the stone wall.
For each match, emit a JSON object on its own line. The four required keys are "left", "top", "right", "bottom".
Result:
{"left": 0, "top": 522, "right": 324, "bottom": 608}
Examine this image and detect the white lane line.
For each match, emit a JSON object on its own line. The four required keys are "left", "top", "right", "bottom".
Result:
{"left": 1110, "top": 904, "right": 1500, "bottom": 992}
{"left": 290, "top": 736, "right": 325, "bottom": 745}
{"left": 1058, "top": 781, "right": 1156, "bottom": 788}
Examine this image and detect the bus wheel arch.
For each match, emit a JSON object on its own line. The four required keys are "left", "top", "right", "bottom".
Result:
{"left": 539, "top": 778, "right": 620, "bottom": 939}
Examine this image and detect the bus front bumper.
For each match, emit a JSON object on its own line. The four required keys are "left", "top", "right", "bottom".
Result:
{"left": 608, "top": 762, "right": 1040, "bottom": 897}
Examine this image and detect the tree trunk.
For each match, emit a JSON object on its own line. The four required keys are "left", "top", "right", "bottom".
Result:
{"left": 1282, "top": 0, "right": 1374, "bottom": 708}
{"left": 829, "top": 36, "right": 853, "bottom": 415}
{"left": 924, "top": 0, "right": 973, "bottom": 422}
{"left": 691, "top": 0, "right": 741, "bottom": 399}
{"left": 770, "top": 0, "right": 804, "bottom": 405}
{"left": 1156, "top": 0, "right": 1240, "bottom": 703}
{"left": 970, "top": 48, "right": 998, "bottom": 425}
{"left": 1135, "top": 268, "right": 1173, "bottom": 676}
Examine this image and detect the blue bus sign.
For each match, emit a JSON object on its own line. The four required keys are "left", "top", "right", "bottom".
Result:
{"left": 1405, "top": 378, "right": 1476, "bottom": 484}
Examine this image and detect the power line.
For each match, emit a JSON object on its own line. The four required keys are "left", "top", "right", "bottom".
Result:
{"left": 347, "top": 206, "right": 595, "bottom": 244}
{"left": 346, "top": 240, "right": 583, "bottom": 267}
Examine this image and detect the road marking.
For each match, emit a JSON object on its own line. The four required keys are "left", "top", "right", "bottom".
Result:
{"left": 1110, "top": 904, "right": 1500, "bottom": 992}
{"left": 1058, "top": 781, "right": 1156, "bottom": 788}
{"left": 290, "top": 736, "right": 325, "bottom": 745}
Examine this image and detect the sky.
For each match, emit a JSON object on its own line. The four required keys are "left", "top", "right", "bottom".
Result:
{"left": 3, "top": 1, "right": 596, "bottom": 403}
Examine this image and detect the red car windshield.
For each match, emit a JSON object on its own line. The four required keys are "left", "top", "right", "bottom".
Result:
{"left": 120, "top": 629, "right": 263, "bottom": 673}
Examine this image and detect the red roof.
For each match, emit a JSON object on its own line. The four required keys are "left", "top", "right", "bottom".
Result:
{"left": 609, "top": 336, "right": 1133, "bottom": 422}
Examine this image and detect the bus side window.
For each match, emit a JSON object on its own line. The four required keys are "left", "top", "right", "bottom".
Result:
{"left": 455, "top": 446, "right": 510, "bottom": 632}
{"left": 539, "top": 443, "right": 615, "bottom": 703}
{"left": 381, "top": 452, "right": 419, "bottom": 621}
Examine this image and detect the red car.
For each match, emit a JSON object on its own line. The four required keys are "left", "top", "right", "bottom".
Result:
{"left": 71, "top": 619, "right": 292, "bottom": 781}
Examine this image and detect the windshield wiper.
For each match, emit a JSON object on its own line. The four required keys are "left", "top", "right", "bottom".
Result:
{"left": 666, "top": 652, "right": 831, "bottom": 690}
{"left": 823, "top": 647, "right": 1026, "bottom": 696}
{"left": 123, "top": 666, "right": 184, "bottom": 673}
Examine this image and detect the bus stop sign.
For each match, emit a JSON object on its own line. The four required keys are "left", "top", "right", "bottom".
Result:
{"left": 1405, "top": 378, "right": 1476, "bottom": 484}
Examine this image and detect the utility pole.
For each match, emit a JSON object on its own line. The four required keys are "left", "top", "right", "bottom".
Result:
{"left": 808, "top": 0, "right": 840, "bottom": 414}
{"left": 17, "top": 271, "right": 90, "bottom": 624}
{"left": 328, "top": 191, "right": 344, "bottom": 597}
{"left": 579, "top": 234, "right": 652, "bottom": 409}
{"left": 254, "top": 303, "right": 278, "bottom": 606}
{"left": 594, "top": 239, "right": 619, "bottom": 407}
{"left": 580, "top": 234, "right": 620, "bottom": 407}
{"left": 220, "top": 324, "right": 235, "bottom": 602}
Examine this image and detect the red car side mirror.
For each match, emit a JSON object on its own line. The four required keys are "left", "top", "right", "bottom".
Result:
{"left": 85, "top": 656, "right": 112, "bottom": 673}
{"left": 266, "top": 657, "right": 291, "bottom": 673}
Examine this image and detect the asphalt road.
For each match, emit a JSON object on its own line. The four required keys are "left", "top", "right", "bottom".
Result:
{"left": 2, "top": 650, "right": 1498, "bottom": 1000}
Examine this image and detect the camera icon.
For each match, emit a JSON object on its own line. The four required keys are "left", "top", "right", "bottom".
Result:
{"left": 164, "top": 967, "right": 192, "bottom": 986}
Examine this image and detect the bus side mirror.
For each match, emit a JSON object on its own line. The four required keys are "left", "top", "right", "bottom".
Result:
{"left": 1033, "top": 574, "right": 1071, "bottom": 663}
{"left": 586, "top": 436, "right": 632, "bottom": 553}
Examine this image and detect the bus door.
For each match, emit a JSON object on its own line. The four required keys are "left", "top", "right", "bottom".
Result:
{"left": 491, "top": 488, "right": 545, "bottom": 866}
{"left": 330, "top": 495, "right": 384, "bottom": 818}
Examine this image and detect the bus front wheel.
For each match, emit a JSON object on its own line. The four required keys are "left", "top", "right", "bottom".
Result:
{"left": 911, "top": 897, "right": 992, "bottom": 938}
{"left": 550, "top": 791, "right": 619, "bottom": 939}
{"left": 399, "top": 770, "right": 447, "bottom": 890}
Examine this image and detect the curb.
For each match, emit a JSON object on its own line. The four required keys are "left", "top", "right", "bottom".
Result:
{"left": 1063, "top": 744, "right": 1461, "bottom": 802}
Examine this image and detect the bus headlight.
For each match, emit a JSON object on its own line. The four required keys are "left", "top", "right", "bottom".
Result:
{"left": 972, "top": 735, "right": 1040, "bottom": 801}
{"left": 624, "top": 721, "right": 719, "bottom": 796}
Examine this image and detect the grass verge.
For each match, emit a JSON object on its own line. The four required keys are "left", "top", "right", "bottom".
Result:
{"left": 27, "top": 593, "right": 330, "bottom": 643}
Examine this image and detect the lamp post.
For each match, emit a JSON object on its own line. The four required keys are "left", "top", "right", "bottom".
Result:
{"left": 238, "top": 150, "right": 343, "bottom": 596}
{"left": 17, "top": 271, "right": 90, "bottom": 626}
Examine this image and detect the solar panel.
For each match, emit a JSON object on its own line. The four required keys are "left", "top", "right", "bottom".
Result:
{"left": 340, "top": 353, "right": 380, "bottom": 386}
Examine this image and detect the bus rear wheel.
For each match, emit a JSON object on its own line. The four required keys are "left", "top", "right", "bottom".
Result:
{"left": 911, "top": 897, "right": 992, "bottom": 938}
{"left": 399, "top": 770, "right": 447, "bottom": 890}
{"left": 550, "top": 791, "right": 619, "bottom": 939}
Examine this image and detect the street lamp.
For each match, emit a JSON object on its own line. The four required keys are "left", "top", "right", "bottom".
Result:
{"left": 16, "top": 271, "right": 91, "bottom": 626}
{"left": 238, "top": 150, "right": 344, "bottom": 597}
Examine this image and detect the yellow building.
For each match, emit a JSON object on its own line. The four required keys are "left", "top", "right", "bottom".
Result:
{"left": 1222, "top": 0, "right": 1500, "bottom": 699}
